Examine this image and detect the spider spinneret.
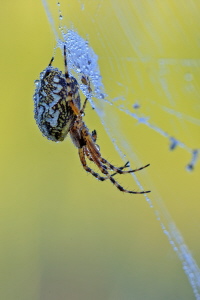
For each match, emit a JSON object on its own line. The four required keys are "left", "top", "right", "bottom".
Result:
{"left": 34, "top": 45, "right": 150, "bottom": 194}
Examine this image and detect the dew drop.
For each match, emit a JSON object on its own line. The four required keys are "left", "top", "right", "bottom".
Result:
{"left": 98, "top": 93, "right": 105, "bottom": 99}
{"left": 34, "top": 80, "right": 39, "bottom": 86}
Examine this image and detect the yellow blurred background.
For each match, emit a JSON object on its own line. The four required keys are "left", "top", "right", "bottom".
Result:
{"left": 0, "top": 1, "right": 200, "bottom": 299}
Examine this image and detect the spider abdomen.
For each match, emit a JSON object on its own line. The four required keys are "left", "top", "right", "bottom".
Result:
{"left": 34, "top": 67, "right": 81, "bottom": 142}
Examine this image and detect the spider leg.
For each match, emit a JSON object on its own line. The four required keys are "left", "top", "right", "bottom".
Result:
{"left": 84, "top": 146, "right": 129, "bottom": 180}
{"left": 81, "top": 75, "right": 92, "bottom": 93}
{"left": 91, "top": 130, "right": 97, "bottom": 142}
{"left": 78, "top": 147, "right": 110, "bottom": 181}
{"left": 80, "top": 75, "right": 92, "bottom": 115}
{"left": 63, "top": 44, "right": 69, "bottom": 79}
{"left": 99, "top": 156, "right": 150, "bottom": 175}
{"left": 108, "top": 161, "right": 130, "bottom": 177}
{"left": 85, "top": 139, "right": 150, "bottom": 194}
{"left": 84, "top": 131, "right": 150, "bottom": 175}
{"left": 80, "top": 97, "right": 89, "bottom": 115}
{"left": 68, "top": 94, "right": 88, "bottom": 119}
{"left": 44, "top": 56, "right": 54, "bottom": 78}
{"left": 79, "top": 148, "right": 136, "bottom": 185}
{"left": 48, "top": 56, "right": 54, "bottom": 67}
{"left": 68, "top": 99, "right": 81, "bottom": 116}
{"left": 80, "top": 124, "right": 150, "bottom": 176}
{"left": 84, "top": 146, "right": 94, "bottom": 163}
{"left": 101, "top": 161, "right": 131, "bottom": 180}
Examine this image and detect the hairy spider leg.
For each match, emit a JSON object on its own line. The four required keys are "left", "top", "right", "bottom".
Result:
{"left": 84, "top": 144, "right": 130, "bottom": 173}
{"left": 78, "top": 147, "right": 112, "bottom": 181}
{"left": 79, "top": 148, "right": 131, "bottom": 182}
{"left": 100, "top": 161, "right": 131, "bottom": 180}
{"left": 97, "top": 161, "right": 150, "bottom": 181}
{"left": 43, "top": 56, "right": 54, "bottom": 78}
{"left": 63, "top": 44, "right": 69, "bottom": 79}
{"left": 102, "top": 161, "right": 130, "bottom": 179}
{"left": 91, "top": 130, "right": 97, "bottom": 142}
{"left": 85, "top": 127, "right": 150, "bottom": 176}
{"left": 83, "top": 131, "right": 150, "bottom": 194}
{"left": 81, "top": 75, "right": 92, "bottom": 93}
{"left": 80, "top": 97, "right": 89, "bottom": 116}
{"left": 83, "top": 145, "right": 130, "bottom": 180}
{"left": 99, "top": 157, "right": 150, "bottom": 175}
{"left": 63, "top": 44, "right": 85, "bottom": 118}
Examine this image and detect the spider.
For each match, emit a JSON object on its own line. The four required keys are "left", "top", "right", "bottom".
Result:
{"left": 34, "top": 45, "right": 150, "bottom": 194}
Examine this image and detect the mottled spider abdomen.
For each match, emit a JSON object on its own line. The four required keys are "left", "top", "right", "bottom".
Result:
{"left": 34, "top": 66, "right": 81, "bottom": 142}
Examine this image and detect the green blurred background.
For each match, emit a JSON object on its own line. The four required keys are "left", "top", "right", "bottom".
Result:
{"left": 0, "top": 1, "right": 200, "bottom": 299}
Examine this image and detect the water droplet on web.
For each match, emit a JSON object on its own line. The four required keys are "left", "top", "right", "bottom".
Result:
{"left": 59, "top": 14, "right": 63, "bottom": 20}
{"left": 99, "top": 93, "right": 105, "bottom": 99}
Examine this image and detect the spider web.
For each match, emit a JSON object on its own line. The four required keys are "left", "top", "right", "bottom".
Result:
{"left": 41, "top": 0, "right": 200, "bottom": 299}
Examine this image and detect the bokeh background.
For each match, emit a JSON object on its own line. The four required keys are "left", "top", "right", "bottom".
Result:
{"left": 1, "top": 1, "right": 200, "bottom": 299}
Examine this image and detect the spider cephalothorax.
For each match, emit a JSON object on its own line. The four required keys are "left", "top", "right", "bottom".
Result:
{"left": 34, "top": 45, "right": 150, "bottom": 194}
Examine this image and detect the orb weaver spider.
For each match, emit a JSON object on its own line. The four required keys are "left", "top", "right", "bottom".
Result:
{"left": 34, "top": 45, "right": 150, "bottom": 194}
